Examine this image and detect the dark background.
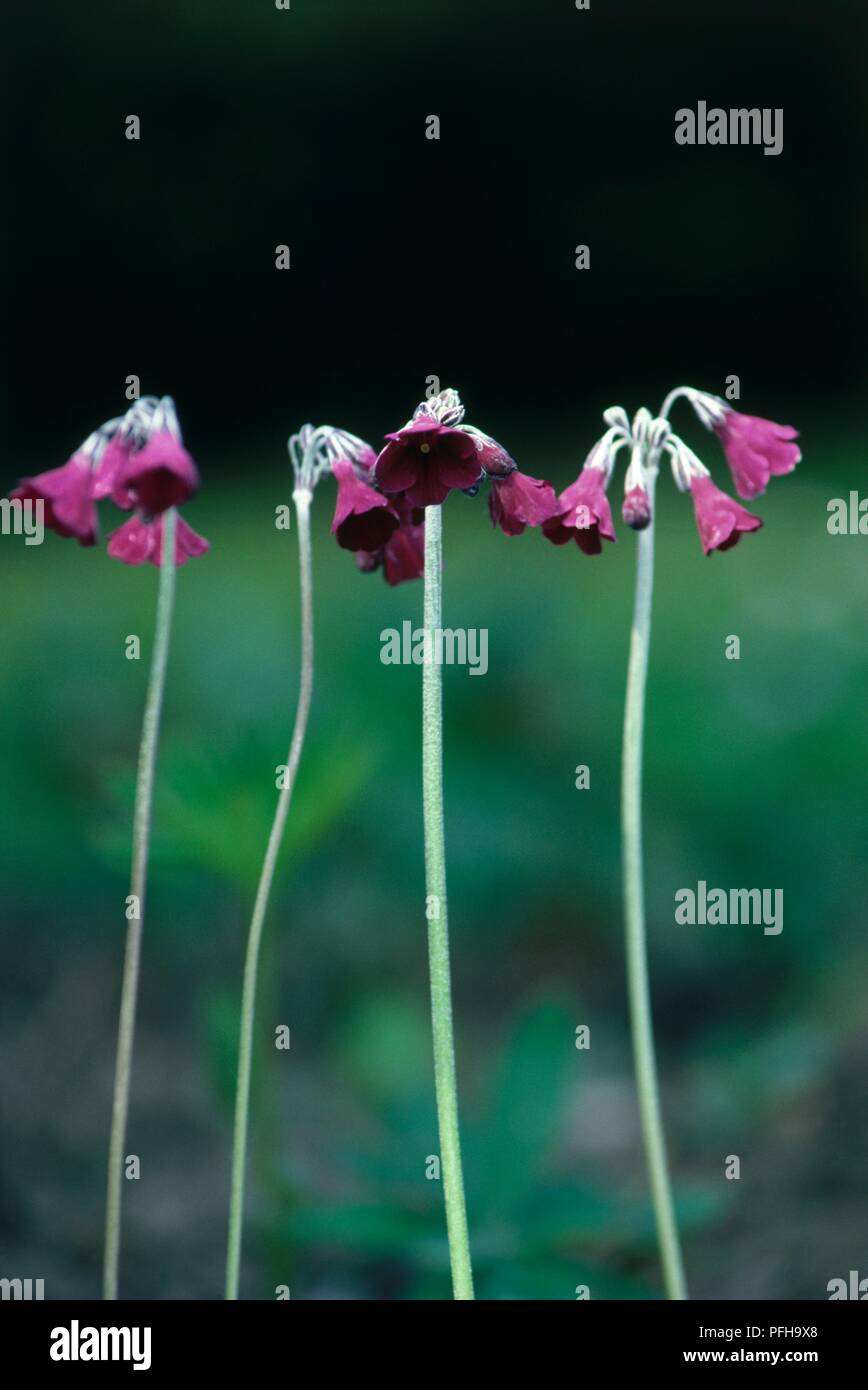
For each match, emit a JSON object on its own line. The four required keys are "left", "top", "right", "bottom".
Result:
{"left": 2, "top": 0, "right": 867, "bottom": 1300}
{"left": 7, "top": 0, "right": 866, "bottom": 457}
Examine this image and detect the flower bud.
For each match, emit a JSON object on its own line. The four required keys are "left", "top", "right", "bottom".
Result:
{"left": 622, "top": 485, "right": 652, "bottom": 530}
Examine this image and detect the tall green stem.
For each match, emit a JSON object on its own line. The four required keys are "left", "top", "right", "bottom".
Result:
{"left": 103, "top": 505, "right": 178, "bottom": 1301}
{"left": 225, "top": 487, "right": 314, "bottom": 1300}
{"left": 621, "top": 499, "right": 688, "bottom": 1300}
{"left": 422, "top": 503, "right": 474, "bottom": 1301}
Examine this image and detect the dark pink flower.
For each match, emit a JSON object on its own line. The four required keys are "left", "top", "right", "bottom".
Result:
{"left": 542, "top": 467, "right": 616, "bottom": 555}
{"left": 356, "top": 498, "right": 424, "bottom": 585}
{"left": 330, "top": 459, "right": 399, "bottom": 551}
{"left": 119, "top": 429, "right": 199, "bottom": 514}
{"left": 690, "top": 475, "right": 762, "bottom": 555}
{"left": 94, "top": 436, "right": 135, "bottom": 508}
{"left": 374, "top": 415, "right": 482, "bottom": 507}
{"left": 489, "top": 470, "right": 557, "bottom": 536}
{"left": 622, "top": 485, "right": 652, "bottom": 531}
{"left": 713, "top": 410, "right": 800, "bottom": 500}
{"left": 10, "top": 452, "right": 98, "bottom": 545}
{"left": 108, "top": 513, "right": 210, "bottom": 567}
{"left": 462, "top": 426, "right": 517, "bottom": 479}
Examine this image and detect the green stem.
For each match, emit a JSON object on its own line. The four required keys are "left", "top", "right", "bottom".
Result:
{"left": 225, "top": 487, "right": 314, "bottom": 1300}
{"left": 422, "top": 503, "right": 474, "bottom": 1301}
{"left": 103, "top": 505, "right": 178, "bottom": 1301}
{"left": 621, "top": 500, "right": 688, "bottom": 1300}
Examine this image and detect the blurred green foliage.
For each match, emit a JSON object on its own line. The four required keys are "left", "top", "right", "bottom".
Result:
{"left": 1, "top": 430, "right": 866, "bottom": 1297}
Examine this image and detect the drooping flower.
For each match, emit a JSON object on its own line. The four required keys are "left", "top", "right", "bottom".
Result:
{"left": 460, "top": 424, "right": 517, "bottom": 480}
{"left": 108, "top": 513, "right": 210, "bottom": 567}
{"left": 375, "top": 414, "right": 482, "bottom": 507}
{"left": 115, "top": 397, "right": 199, "bottom": 514}
{"left": 665, "top": 432, "right": 762, "bottom": 555}
{"left": 10, "top": 449, "right": 100, "bottom": 546}
{"left": 671, "top": 387, "right": 800, "bottom": 500}
{"left": 542, "top": 430, "right": 625, "bottom": 554}
{"left": 689, "top": 475, "right": 762, "bottom": 555}
{"left": 356, "top": 497, "right": 425, "bottom": 585}
{"left": 713, "top": 410, "right": 800, "bottom": 500}
{"left": 489, "top": 469, "right": 557, "bottom": 536}
{"left": 9, "top": 395, "right": 207, "bottom": 563}
{"left": 330, "top": 458, "right": 399, "bottom": 551}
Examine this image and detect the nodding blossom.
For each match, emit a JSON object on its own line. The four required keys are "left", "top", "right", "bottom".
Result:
{"left": 667, "top": 386, "right": 800, "bottom": 500}
{"left": 9, "top": 395, "right": 209, "bottom": 565}
{"left": 328, "top": 388, "right": 553, "bottom": 584}
{"left": 544, "top": 391, "right": 796, "bottom": 557}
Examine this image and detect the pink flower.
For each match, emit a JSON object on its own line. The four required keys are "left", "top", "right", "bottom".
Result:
{"left": 374, "top": 415, "right": 482, "bottom": 507}
{"left": 690, "top": 475, "right": 762, "bottom": 555}
{"left": 94, "top": 436, "right": 135, "bottom": 508}
{"left": 119, "top": 429, "right": 199, "bottom": 514}
{"left": 10, "top": 452, "right": 98, "bottom": 545}
{"left": 713, "top": 410, "right": 800, "bottom": 500}
{"left": 330, "top": 459, "right": 399, "bottom": 551}
{"left": 108, "top": 513, "right": 210, "bottom": 567}
{"left": 462, "top": 427, "right": 517, "bottom": 479}
{"left": 356, "top": 498, "right": 424, "bottom": 585}
{"left": 489, "top": 470, "right": 557, "bottom": 536}
{"left": 622, "top": 485, "right": 652, "bottom": 531}
{"left": 542, "top": 466, "right": 616, "bottom": 555}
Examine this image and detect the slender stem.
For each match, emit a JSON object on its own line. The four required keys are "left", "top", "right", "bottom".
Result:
{"left": 103, "top": 505, "right": 178, "bottom": 1301}
{"left": 225, "top": 487, "right": 314, "bottom": 1301}
{"left": 621, "top": 498, "right": 688, "bottom": 1300}
{"left": 422, "top": 504, "right": 474, "bottom": 1301}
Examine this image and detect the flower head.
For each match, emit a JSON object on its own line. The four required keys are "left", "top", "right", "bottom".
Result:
{"left": 9, "top": 394, "right": 208, "bottom": 564}
{"left": 544, "top": 390, "right": 794, "bottom": 562}
{"left": 373, "top": 387, "right": 529, "bottom": 512}
{"left": 375, "top": 414, "right": 481, "bottom": 507}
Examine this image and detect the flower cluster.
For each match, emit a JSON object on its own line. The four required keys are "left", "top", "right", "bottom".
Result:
{"left": 322, "top": 384, "right": 799, "bottom": 575}
{"left": 326, "top": 388, "right": 557, "bottom": 583}
{"left": 538, "top": 390, "right": 800, "bottom": 557}
{"left": 9, "top": 396, "right": 208, "bottom": 565}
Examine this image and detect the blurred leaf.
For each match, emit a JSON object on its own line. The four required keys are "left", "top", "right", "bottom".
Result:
{"left": 95, "top": 729, "right": 379, "bottom": 893}
{"left": 471, "top": 1000, "right": 577, "bottom": 1217}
